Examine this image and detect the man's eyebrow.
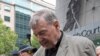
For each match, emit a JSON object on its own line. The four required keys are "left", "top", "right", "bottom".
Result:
{"left": 38, "top": 30, "right": 47, "bottom": 33}
{"left": 33, "top": 28, "right": 47, "bottom": 35}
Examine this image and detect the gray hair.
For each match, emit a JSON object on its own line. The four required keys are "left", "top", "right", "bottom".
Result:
{"left": 29, "top": 9, "right": 58, "bottom": 29}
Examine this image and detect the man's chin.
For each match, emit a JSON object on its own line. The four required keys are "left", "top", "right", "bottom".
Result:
{"left": 42, "top": 45, "right": 49, "bottom": 49}
{"left": 42, "top": 45, "right": 54, "bottom": 49}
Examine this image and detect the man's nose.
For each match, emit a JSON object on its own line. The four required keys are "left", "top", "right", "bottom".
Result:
{"left": 39, "top": 36, "right": 43, "bottom": 41}
{"left": 37, "top": 35, "right": 45, "bottom": 41}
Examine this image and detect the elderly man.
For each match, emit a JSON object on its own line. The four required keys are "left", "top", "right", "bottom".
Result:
{"left": 29, "top": 9, "right": 96, "bottom": 56}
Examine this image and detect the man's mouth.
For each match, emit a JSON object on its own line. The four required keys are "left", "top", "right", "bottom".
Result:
{"left": 41, "top": 41, "right": 48, "bottom": 46}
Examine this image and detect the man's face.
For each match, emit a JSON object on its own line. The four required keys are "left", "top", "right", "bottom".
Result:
{"left": 32, "top": 18, "right": 60, "bottom": 49}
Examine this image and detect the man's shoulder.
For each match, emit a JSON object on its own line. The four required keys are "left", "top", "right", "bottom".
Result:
{"left": 62, "top": 35, "right": 94, "bottom": 50}
{"left": 63, "top": 32, "right": 94, "bottom": 45}
{"left": 70, "top": 36, "right": 92, "bottom": 43}
{"left": 63, "top": 31, "right": 92, "bottom": 42}
{"left": 66, "top": 35, "right": 94, "bottom": 46}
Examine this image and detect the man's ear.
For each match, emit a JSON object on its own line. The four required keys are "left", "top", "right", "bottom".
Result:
{"left": 53, "top": 21, "right": 60, "bottom": 30}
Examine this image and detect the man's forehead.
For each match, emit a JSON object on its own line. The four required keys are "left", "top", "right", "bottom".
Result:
{"left": 33, "top": 27, "right": 47, "bottom": 35}
{"left": 33, "top": 19, "right": 48, "bottom": 28}
{"left": 33, "top": 22, "right": 46, "bottom": 30}
{"left": 33, "top": 25, "right": 47, "bottom": 31}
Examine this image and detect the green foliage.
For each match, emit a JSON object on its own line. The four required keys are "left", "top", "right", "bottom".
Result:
{"left": 0, "top": 19, "right": 18, "bottom": 55}
{"left": 21, "top": 38, "right": 30, "bottom": 46}
{"left": 31, "top": 35, "right": 40, "bottom": 48}
{"left": 0, "top": 19, "right": 3, "bottom": 24}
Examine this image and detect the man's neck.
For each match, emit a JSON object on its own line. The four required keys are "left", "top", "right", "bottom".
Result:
{"left": 54, "top": 30, "right": 63, "bottom": 48}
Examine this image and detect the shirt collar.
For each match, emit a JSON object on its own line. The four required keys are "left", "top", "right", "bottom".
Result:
{"left": 55, "top": 30, "right": 63, "bottom": 48}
